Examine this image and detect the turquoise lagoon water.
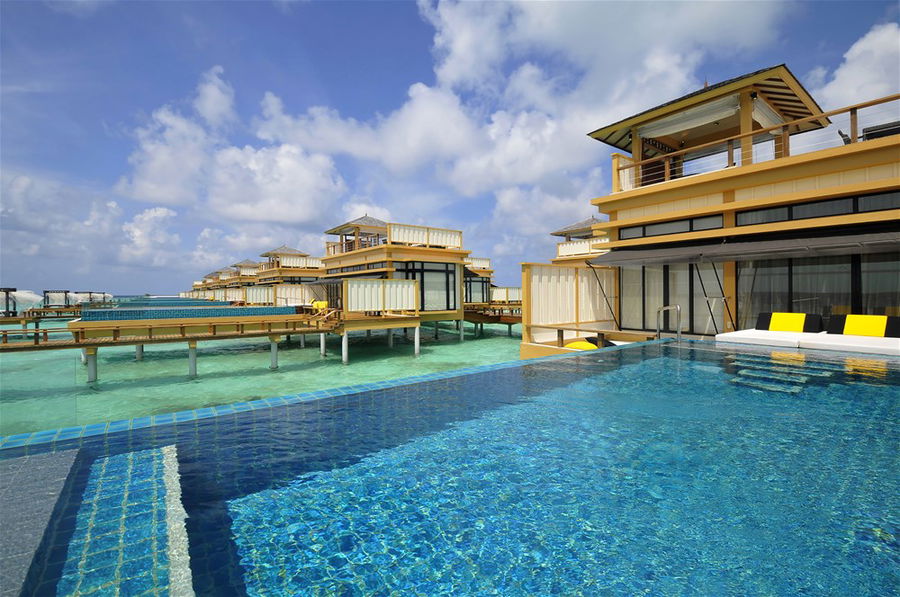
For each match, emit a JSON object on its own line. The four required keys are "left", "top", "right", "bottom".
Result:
{"left": 0, "top": 322, "right": 520, "bottom": 436}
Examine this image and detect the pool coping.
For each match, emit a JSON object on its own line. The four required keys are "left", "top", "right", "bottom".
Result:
{"left": 0, "top": 339, "right": 670, "bottom": 451}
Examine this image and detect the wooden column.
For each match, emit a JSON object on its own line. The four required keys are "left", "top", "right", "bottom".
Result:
{"left": 723, "top": 262, "right": 737, "bottom": 332}
{"left": 739, "top": 90, "right": 754, "bottom": 166}
{"left": 630, "top": 128, "right": 642, "bottom": 186}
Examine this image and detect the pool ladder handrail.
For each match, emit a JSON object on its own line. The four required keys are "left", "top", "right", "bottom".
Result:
{"left": 656, "top": 305, "right": 682, "bottom": 343}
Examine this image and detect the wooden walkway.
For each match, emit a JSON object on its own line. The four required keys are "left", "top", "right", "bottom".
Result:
{"left": 0, "top": 315, "right": 341, "bottom": 352}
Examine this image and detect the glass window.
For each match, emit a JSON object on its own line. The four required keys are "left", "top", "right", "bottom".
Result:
{"left": 792, "top": 197, "right": 853, "bottom": 220}
{"left": 643, "top": 265, "right": 665, "bottom": 329}
{"left": 736, "top": 206, "right": 789, "bottom": 226}
{"left": 422, "top": 271, "right": 448, "bottom": 310}
{"left": 861, "top": 252, "right": 900, "bottom": 316}
{"left": 736, "top": 259, "right": 789, "bottom": 329}
{"left": 692, "top": 263, "right": 725, "bottom": 334}
{"left": 619, "top": 226, "right": 643, "bottom": 240}
{"left": 667, "top": 264, "right": 690, "bottom": 332}
{"left": 644, "top": 220, "right": 691, "bottom": 237}
{"left": 792, "top": 256, "right": 851, "bottom": 324}
{"left": 858, "top": 191, "right": 900, "bottom": 212}
{"left": 691, "top": 215, "right": 723, "bottom": 231}
{"left": 620, "top": 266, "right": 642, "bottom": 329}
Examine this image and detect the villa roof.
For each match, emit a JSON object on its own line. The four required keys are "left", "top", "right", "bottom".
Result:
{"left": 551, "top": 216, "right": 604, "bottom": 238}
{"left": 588, "top": 64, "right": 829, "bottom": 153}
{"left": 324, "top": 215, "right": 388, "bottom": 236}
{"left": 231, "top": 259, "right": 259, "bottom": 267}
{"left": 259, "top": 245, "right": 309, "bottom": 257}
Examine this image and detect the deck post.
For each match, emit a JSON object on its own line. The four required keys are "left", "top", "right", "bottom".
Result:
{"left": 270, "top": 337, "right": 279, "bottom": 370}
{"left": 135, "top": 344, "right": 144, "bottom": 361}
{"left": 434, "top": 321, "right": 439, "bottom": 339}
{"left": 320, "top": 333, "right": 326, "bottom": 356}
{"left": 86, "top": 348, "right": 98, "bottom": 383}
{"left": 300, "top": 334, "right": 306, "bottom": 348}
{"left": 188, "top": 341, "right": 198, "bottom": 378}
{"left": 342, "top": 332, "right": 349, "bottom": 364}
{"left": 387, "top": 328, "right": 393, "bottom": 348}
{"left": 286, "top": 334, "right": 291, "bottom": 343}
{"left": 413, "top": 326, "right": 420, "bottom": 356}
{"left": 507, "top": 324, "right": 512, "bottom": 337}
{"left": 366, "top": 329, "right": 371, "bottom": 339}
{"left": 81, "top": 348, "right": 87, "bottom": 366}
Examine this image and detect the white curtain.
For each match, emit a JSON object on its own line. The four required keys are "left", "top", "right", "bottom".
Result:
{"left": 637, "top": 95, "right": 739, "bottom": 139}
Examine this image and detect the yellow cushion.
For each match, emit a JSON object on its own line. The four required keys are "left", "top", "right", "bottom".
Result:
{"left": 769, "top": 312, "right": 806, "bottom": 333}
{"left": 565, "top": 341, "right": 598, "bottom": 350}
{"left": 312, "top": 300, "right": 328, "bottom": 311}
{"left": 843, "top": 314, "right": 887, "bottom": 337}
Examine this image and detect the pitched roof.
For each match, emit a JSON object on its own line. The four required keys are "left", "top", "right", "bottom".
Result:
{"left": 232, "top": 259, "right": 260, "bottom": 267}
{"left": 551, "top": 216, "right": 604, "bottom": 237}
{"left": 588, "top": 64, "right": 828, "bottom": 152}
{"left": 259, "top": 245, "right": 309, "bottom": 257}
{"left": 324, "top": 215, "right": 388, "bottom": 235}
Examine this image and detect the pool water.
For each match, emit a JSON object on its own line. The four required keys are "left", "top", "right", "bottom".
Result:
{"left": 0, "top": 322, "right": 520, "bottom": 436}
{"left": 5, "top": 342, "right": 899, "bottom": 596}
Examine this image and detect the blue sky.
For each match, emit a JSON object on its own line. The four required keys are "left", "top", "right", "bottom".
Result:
{"left": 2, "top": 0, "right": 898, "bottom": 293}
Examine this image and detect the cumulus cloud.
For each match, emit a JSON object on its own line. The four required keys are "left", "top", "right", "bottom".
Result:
{"left": 120, "top": 207, "right": 181, "bottom": 266}
{"left": 207, "top": 144, "right": 345, "bottom": 224}
{"left": 193, "top": 65, "right": 237, "bottom": 128}
{"left": 809, "top": 22, "right": 900, "bottom": 109}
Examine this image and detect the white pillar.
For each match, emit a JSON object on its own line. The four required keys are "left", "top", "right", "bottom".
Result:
{"left": 387, "top": 328, "right": 393, "bottom": 348}
{"left": 342, "top": 332, "right": 349, "bottom": 364}
{"left": 81, "top": 348, "right": 87, "bottom": 366}
{"left": 188, "top": 342, "right": 197, "bottom": 377}
{"left": 414, "top": 326, "right": 420, "bottom": 356}
{"left": 86, "top": 349, "right": 98, "bottom": 383}
{"left": 320, "top": 333, "right": 326, "bottom": 356}
{"left": 135, "top": 344, "right": 144, "bottom": 361}
{"left": 459, "top": 320, "right": 465, "bottom": 342}
{"left": 270, "top": 338, "right": 279, "bottom": 370}
{"left": 300, "top": 334, "right": 306, "bottom": 348}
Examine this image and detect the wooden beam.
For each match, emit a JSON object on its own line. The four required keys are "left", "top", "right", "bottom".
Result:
{"left": 739, "top": 89, "right": 754, "bottom": 165}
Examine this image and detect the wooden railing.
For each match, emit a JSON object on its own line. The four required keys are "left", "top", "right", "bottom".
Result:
{"left": 1, "top": 314, "right": 342, "bottom": 349}
{"left": 556, "top": 238, "right": 609, "bottom": 258}
{"left": 613, "top": 93, "right": 900, "bottom": 192}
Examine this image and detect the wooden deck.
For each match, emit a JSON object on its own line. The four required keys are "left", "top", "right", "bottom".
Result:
{"left": 464, "top": 303, "right": 522, "bottom": 325}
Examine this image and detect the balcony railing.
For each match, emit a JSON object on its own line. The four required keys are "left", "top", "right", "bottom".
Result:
{"left": 612, "top": 94, "right": 900, "bottom": 193}
{"left": 556, "top": 238, "right": 609, "bottom": 258}
{"left": 465, "top": 257, "right": 492, "bottom": 270}
{"left": 258, "top": 257, "right": 324, "bottom": 270}
{"left": 325, "top": 224, "right": 464, "bottom": 256}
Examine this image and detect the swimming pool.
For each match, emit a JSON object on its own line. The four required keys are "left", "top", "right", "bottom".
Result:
{"left": 3, "top": 341, "right": 898, "bottom": 596}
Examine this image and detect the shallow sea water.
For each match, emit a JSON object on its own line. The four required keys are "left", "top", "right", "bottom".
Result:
{"left": 7, "top": 342, "right": 898, "bottom": 596}
{"left": 0, "top": 322, "right": 519, "bottom": 435}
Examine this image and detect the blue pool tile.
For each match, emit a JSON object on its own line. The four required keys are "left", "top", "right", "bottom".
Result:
{"left": 130, "top": 417, "right": 153, "bottom": 429}
{"left": 107, "top": 420, "right": 130, "bottom": 433}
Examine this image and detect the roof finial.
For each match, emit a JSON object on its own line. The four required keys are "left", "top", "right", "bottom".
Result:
{"left": 703, "top": 78, "right": 709, "bottom": 89}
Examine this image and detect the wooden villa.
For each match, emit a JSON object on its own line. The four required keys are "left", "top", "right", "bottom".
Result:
{"left": 521, "top": 64, "right": 899, "bottom": 357}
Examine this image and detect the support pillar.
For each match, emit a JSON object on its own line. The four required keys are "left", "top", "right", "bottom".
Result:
{"left": 459, "top": 320, "right": 465, "bottom": 341}
{"left": 320, "top": 333, "right": 326, "bottom": 357}
{"left": 434, "top": 321, "right": 439, "bottom": 339}
{"left": 86, "top": 348, "right": 98, "bottom": 382}
{"left": 286, "top": 334, "right": 291, "bottom": 343}
{"left": 507, "top": 324, "right": 512, "bottom": 337}
{"left": 81, "top": 348, "right": 87, "bottom": 366}
{"left": 135, "top": 344, "right": 144, "bottom": 361}
{"left": 403, "top": 328, "right": 408, "bottom": 339}
{"left": 387, "top": 328, "right": 393, "bottom": 348}
{"left": 188, "top": 341, "right": 197, "bottom": 378}
{"left": 413, "top": 326, "right": 420, "bottom": 356}
{"left": 456, "top": 320, "right": 460, "bottom": 331}
{"left": 300, "top": 334, "right": 306, "bottom": 348}
{"left": 270, "top": 336, "right": 279, "bottom": 370}
{"left": 342, "top": 332, "right": 349, "bottom": 364}
{"left": 366, "top": 329, "right": 371, "bottom": 339}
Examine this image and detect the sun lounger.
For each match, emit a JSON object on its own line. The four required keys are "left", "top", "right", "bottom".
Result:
{"left": 798, "top": 314, "right": 900, "bottom": 356}
{"left": 715, "top": 312, "right": 823, "bottom": 348}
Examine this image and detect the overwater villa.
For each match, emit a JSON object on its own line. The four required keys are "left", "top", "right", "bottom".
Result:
{"left": 522, "top": 64, "right": 899, "bottom": 357}
{"left": 550, "top": 216, "right": 610, "bottom": 264}
{"left": 256, "top": 245, "right": 324, "bottom": 285}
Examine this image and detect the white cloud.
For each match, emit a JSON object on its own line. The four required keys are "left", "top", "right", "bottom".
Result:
{"left": 120, "top": 207, "right": 181, "bottom": 266}
{"left": 810, "top": 22, "right": 900, "bottom": 109}
{"left": 341, "top": 200, "right": 391, "bottom": 222}
{"left": 116, "top": 106, "right": 212, "bottom": 205}
{"left": 193, "top": 65, "right": 237, "bottom": 128}
{"left": 206, "top": 144, "right": 346, "bottom": 224}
